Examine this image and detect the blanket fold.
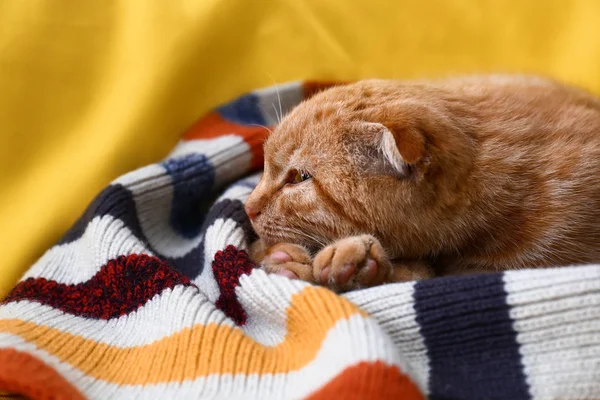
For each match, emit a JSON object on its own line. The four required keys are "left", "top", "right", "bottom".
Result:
{"left": 1, "top": 81, "right": 599, "bottom": 400}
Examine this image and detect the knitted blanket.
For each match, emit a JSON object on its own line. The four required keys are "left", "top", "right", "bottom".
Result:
{"left": 1, "top": 81, "right": 599, "bottom": 400}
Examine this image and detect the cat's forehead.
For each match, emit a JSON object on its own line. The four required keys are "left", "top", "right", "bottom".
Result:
{"left": 272, "top": 101, "right": 353, "bottom": 141}
{"left": 263, "top": 90, "right": 375, "bottom": 170}
{"left": 264, "top": 122, "right": 347, "bottom": 174}
{"left": 264, "top": 132, "right": 317, "bottom": 170}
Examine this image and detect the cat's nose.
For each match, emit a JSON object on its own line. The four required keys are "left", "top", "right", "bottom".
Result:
{"left": 245, "top": 204, "right": 260, "bottom": 221}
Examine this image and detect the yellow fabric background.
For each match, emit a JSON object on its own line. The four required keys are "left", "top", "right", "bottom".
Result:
{"left": 1, "top": 0, "right": 599, "bottom": 298}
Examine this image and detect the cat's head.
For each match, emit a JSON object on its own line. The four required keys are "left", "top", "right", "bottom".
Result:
{"left": 245, "top": 80, "right": 474, "bottom": 256}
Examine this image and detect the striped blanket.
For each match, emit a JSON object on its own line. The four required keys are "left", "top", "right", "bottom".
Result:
{"left": 1, "top": 82, "right": 599, "bottom": 400}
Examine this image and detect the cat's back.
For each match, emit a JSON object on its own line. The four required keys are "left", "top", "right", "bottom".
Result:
{"left": 438, "top": 76, "right": 600, "bottom": 267}
{"left": 438, "top": 74, "right": 600, "bottom": 132}
{"left": 451, "top": 76, "right": 600, "bottom": 185}
{"left": 348, "top": 75, "right": 600, "bottom": 180}
{"left": 321, "top": 75, "right": 600, "bottom": 147}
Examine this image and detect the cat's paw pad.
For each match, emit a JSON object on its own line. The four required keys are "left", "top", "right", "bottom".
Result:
{"left": 313, "top": 235, "right": 392, "bottom": 292}
{"left": 261, "top": 243, "right": 314, "bottom": 282}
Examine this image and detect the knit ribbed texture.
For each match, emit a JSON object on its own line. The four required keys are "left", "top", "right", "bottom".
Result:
{"left": 1, "top": 81, "right": 599, "bottom": 400}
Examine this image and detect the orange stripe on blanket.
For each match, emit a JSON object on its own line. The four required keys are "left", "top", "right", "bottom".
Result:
{"left": 182, "top": 112, "right": 269, "bottom": 170}
{"left": 0, "top": 349, "right": 85, "bottom": 400}
{"left": 306, "top": 361, "right": 424, "bottom": 400}
{"left": 0, "top": 287, "right": 369, "bottom": 385}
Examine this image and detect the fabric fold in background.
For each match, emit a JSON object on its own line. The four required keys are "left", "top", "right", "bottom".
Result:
{"left": 2, "top": 0, "right": 600, "bottom": 298}
{"left": 0, "top": 81, "right": 599, "bottom": 400}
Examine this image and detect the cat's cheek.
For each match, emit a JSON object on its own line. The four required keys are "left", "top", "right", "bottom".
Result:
{"left": 278, "top": 188, "right": 317, "bottom": 214}
{"left": 248, "top": 214, "right": 273, "bottom": 240}
{"left": 281, "top": 182, "right": 316, "bottom": 199}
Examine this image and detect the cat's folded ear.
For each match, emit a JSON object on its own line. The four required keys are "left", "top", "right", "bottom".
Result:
{"left": 359, "top": 122, "right": 426, "bottom": 178}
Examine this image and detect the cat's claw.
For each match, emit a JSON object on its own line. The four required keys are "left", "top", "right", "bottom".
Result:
{"left": 313, "top": 235, "right": 392, "bottom": 292}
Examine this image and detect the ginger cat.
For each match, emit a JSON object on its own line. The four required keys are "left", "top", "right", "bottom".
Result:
{"left": 245, "top": 76, "right": 600, "bottom": 292}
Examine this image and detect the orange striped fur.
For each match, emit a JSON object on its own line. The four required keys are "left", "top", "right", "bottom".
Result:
{"left": 247, "top": 76, "right": 600, "bottom": 290}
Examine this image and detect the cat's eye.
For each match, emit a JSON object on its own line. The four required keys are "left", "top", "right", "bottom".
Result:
{"left": 287, "top": 169, "right": 312, "bottom": 184}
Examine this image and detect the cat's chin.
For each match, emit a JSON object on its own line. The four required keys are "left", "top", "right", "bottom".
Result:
{"left": 260, "top": 236, "right": 299, "bottom": 248}
{"left": 256, "top": 234, "right": 287, "bottom": 249}
{"left": 258, "top": 234, "right": 320, "bottom": 254}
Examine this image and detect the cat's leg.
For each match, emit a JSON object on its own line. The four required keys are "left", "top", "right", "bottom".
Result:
{"left": 249, "top": 239, "right": 315, "bottom": 282}
{"left": 312, "top": 235, "right": 435, "bottom": 292}
{"left": 390, "top": 259, "right": 436, "bottom": 282}
{"left": 312, "top": 235, "right": 393, "bottom": 292}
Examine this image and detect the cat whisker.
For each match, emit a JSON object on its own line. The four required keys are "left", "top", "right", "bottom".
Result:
{"left": 247, "top": 123, "right": 274, "bottom": 135}
{"left": 284, "top": 226, "right": 328, "bottom": 249}
{"left": 264, "top": 73, "right": 284, "bottom": 124}
{"left": 275, "top": 83, "right": 284, "bottom": 124}
{"left": 266, "top": 224, "right": 328, "bottom": 250}
{"left": 271, "top": 103, "right": 281, "bottom": 124}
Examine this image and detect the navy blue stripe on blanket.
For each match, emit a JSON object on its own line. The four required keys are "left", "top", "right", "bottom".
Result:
{"left": 57, "top": 179, "right": 255, "bottom": 281}
{"left": 162, "top": 153, "right": 215, "bottom": 239}
{"left": 58, "top": 184, "right": 145, "bottom": 246}
{"left": 216, "top": 93, "right": 267, "bottom": 126}
{"left": 414, "top": 273, "right": 529, "bottom": 400}
{"left": 167, "top": 198, "right": 256, "bottom": 279}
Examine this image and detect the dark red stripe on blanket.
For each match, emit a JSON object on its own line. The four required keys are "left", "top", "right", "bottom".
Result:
{"left": 414, "top": 273, "right": 529, "bottom": 400}
{"left": 2, "top": 255, "right": 193, "bottom": 319}
{"left": 212, "top": 245, "right": 257, "bottom": 325}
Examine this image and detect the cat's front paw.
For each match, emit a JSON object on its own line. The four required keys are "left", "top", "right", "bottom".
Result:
{"left": 260, "top": 243, "right": 314, "bottom": 282}
{"left": 313, "top": 235, "right": 392, "bottom": 292}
